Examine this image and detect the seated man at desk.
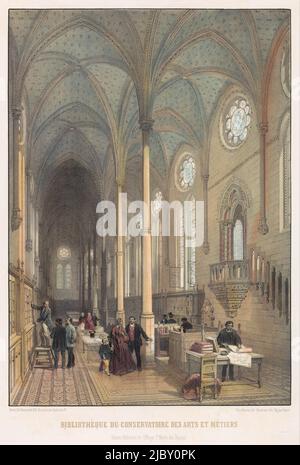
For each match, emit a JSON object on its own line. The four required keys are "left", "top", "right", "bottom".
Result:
{"left": 180, "top": 317, "right": 193, "bottom": 333}
{"left": 167, "top": 312, "right": 176, "bottom": 323}
{"left": 217, "top": 321, "right": 242, "bottom": 382}
{"left": 160, "top": 314, "right": 168, "bottom": 324}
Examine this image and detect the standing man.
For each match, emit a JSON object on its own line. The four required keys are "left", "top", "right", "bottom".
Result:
{"left": 125, "top": 316, "right": 150, "bottom": 371}
{"left": 65, "top": 318, "right": 76, "bottom": 368}
{"left": 32, "top": 300, "right": 54, "bottom": 346}
{"left": 51, "top": 318, "right": 67, "bottom": 369}
{"left": 217, "top": 321, "right": 242, "bottom": 382}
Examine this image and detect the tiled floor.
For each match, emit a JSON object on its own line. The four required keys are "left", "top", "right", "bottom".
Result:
{"left": 12, "top": 348, "right": 291, "bottom": 406}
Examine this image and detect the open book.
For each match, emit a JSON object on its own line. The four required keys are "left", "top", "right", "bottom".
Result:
{"left": 226, "top": 344, "right": 253, "bottom": 353}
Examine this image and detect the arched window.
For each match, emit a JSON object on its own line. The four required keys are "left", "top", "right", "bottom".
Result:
{"left": 56, "top": 264, "right": 63, "bottom": 289}
{"left": 152, "top": 191, "right": 163, "bottom": 293}
{"left": 135, "top": 235, "right": 142, "bottom": 296}
{"left": 219, "top": 183, "right": 249, "bottom": 263}
{"left": 233, "top": 219, "right": 244, "bottom": 260}
{"left": 271, "top": 267, "right": 276, "bottom": 310}
{"left": 65, "top": 263, "right": 72, "bottom": 289}
{"left": 185, "top": 196, "right": 196, "bottom": 288}
{"left": 277, "top": 272, "right": 283, "bottom": 316}
{"left": 125, "top": 238, "right": 131, "bottom": 297}
{"left": 177, "top": 196, "right": 196, "bottom": 289}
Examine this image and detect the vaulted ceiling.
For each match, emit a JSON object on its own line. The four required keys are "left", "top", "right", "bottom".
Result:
{"left": 9, "top": 9, "right": 290, "bottom": 191}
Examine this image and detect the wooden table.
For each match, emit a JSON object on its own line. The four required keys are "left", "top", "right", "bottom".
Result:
{"left": 186, "top": 350, "right": 264, "bottom": 388}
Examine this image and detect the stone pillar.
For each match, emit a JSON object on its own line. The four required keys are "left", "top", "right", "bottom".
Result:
{"left": 258, "top": 122, "right": 269, "bottom": 234}
{"left": 116, "top": 181, "right": 125, "bottom": 322}
{"left": 202, "top": 174, "right": 210, "bottom": 254}
{"left": 25, "top": 169, "right": 33, "bottom": 252}
{"left": 78, "top": 255, "right": 82, "bottom": 310}
{"left": 101, "top": 241, "right": 108, "bottom": 327}
{"left": 92, "top": 231, "right": 99, "bottom": 318}
{"left": 87, "top": 239, "right": 92, "bottom": 309}
{"left": 140, "top": 120, "right": 155, "bottom": 363}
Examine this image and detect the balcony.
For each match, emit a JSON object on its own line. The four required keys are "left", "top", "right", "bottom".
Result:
{"left": 208, "top": 260, "right": 249, "bottom": 318}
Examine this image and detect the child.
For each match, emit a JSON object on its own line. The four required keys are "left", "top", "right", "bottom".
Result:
{"left": 99, "top": 337, "right": 112, "bottom": 376}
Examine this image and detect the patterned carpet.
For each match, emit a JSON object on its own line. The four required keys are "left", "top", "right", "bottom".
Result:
{"left": 12, "top": 349, "right": 291, "bottom": 406}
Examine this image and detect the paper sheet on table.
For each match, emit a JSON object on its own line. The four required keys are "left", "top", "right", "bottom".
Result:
{"left": 228, "top": 352, "right": 252, "bottom": 368}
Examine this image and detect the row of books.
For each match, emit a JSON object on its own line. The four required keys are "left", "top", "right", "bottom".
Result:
{"left": 190, "top": 341, "right": 214, "bottom": 354}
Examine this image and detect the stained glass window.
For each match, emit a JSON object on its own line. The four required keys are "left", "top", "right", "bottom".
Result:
{"left": 178, "top": 156, "right": 196, "bottom": 191}
{"left": 57, "top": 246, "right": 71, "bottom": 259}
{"left": 56, "top": 264, "right": 63, "bottom": 289}
{"left": 152, "top": 191, "right": 163, "bottom": 216}
{"left": 152, "top": 191, "right": 163, "bottom": 293}
{"left": 224, "top": 98, "right": 251, "bottom": 147}
{"left": 233, "top": 219, "right": 244, "bottom": 260}
{"left": 185, "top": 197, "right": 196, "bottom": 287}
{"left": 65, "top": 263, "right": 72, "bottom": 289}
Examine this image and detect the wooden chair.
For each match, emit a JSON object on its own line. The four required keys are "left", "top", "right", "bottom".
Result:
{"left": 199, "top": 354, "right": 218, "bottom": 402}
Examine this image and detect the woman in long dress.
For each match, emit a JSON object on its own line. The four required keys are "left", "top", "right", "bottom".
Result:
{"left": 109, "top": 318, "right": 136, "bottom": 375}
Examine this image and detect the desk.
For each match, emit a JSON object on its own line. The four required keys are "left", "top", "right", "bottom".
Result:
{"left": 186, "top": 351, "right": 264, "bottom": 388}
{"left": 78, "top": 332, "right": 107, "bottom": 362}
{"left": 169, "top": 330, "right": 203, "bottom": 371}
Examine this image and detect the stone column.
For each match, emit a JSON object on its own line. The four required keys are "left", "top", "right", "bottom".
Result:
{"left": 258, "top": 122, "right": 269, "bottom": 234}
{"left": 87, "top": 239, "right": 92, "bottom": 309}
{"left": 92, "top": 231, "right": 99, "bottom": 318}
{"left": 11, "top": 107, "right": 23, "bottom": 231}
{"left": 116, "top": 181, "right": 125, "bottom": 322}
{"left": 78, "top": 255, "right": 82, "bottom": 309}
{"left": 25, "top": 170, "right": 33, "bottom": 252}
{"left": 101, "top": 242, "right": 108, "bottom": 327}
{"left": 202, "top": 174, "right": 210, "bottom": 254}
{"left": 140, "top": 120, "right": 155, "bottom": 363}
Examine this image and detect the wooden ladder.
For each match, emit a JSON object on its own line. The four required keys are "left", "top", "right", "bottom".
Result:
{"left": 31, "top": 347, "right": 54, "bottom": 369}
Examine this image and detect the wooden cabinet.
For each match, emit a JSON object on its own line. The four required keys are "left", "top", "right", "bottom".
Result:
{"left": 10, "top": 337, "right": 22, "bottom": 399}
{"left": 168, "top": 331, "right": 202, "bottom": 371}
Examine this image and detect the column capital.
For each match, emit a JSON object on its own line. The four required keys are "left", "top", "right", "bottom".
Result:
{"left": 258, "top": 122, "right": 268, "bottom": 135}
{"left": 139, "top": 119, "right": 154, "bottom": 132}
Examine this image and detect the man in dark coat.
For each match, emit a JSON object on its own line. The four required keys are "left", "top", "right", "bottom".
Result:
{"left": 51, "top": 318, "right": 67, "bottom": 369}
{"left": 180, "top": 317, "right": 193, "bottom": 333}
{"left": 125, "top": 316, "right": 150, "bottom": 371}
{"left": 167, "top": 312, "right": 176, "bottom": 323}
{"left": 217, "top": 321, "right": 242, "bottom": 381}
